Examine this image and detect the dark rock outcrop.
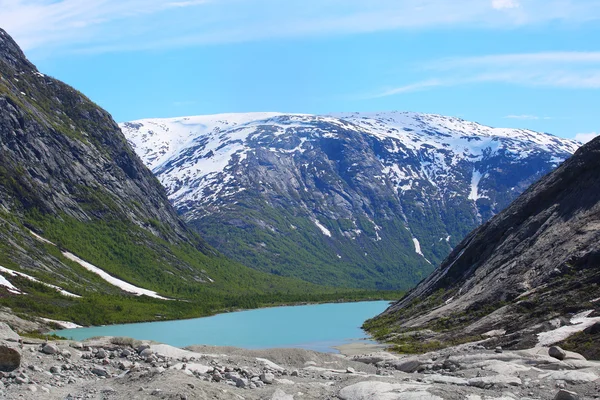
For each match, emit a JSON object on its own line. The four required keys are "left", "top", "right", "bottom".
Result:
{"left": 365, "top": 136, "right": 600, "bottom": 351}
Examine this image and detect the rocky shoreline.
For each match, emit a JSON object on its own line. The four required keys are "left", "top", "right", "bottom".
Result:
{"left": 0, "top": 323, "right": 599, "bottom": 399}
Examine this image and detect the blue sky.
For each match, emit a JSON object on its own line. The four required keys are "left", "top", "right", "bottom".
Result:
{"left": 1, "top": 0, "right": 599, "bottom": 141}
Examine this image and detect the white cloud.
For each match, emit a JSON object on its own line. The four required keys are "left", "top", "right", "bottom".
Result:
{"left": 375, "top": 52, "right": 600, "bottom": 97}
{"left": 1, "top": 0, "right": 600, "bottom": 53}
{"left": 574, "top": 132, "right": 599, "bottom": 143}
{"left": 492, "top": 0, "right": 520, "bottom": 10}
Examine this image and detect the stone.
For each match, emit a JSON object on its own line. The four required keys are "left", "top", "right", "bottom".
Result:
{"left": 585, "top": 321, "right": 600, "bottom": 334}
{"left": 139, "top": 348, "right": 153, "bottom": 358}
{"left": 96, "top": 348, "right": 107, "bottom": 359}
{"left": 260, "top": 372, "right": 275, "bottom": 384}
{"left": 291, "top": 370, "right": 299, "bottom": 377}
{"left": 554, "top": 389, "right": 580, "bottom": 400}
{"left": 495, "top": 347, "right": 503, "bottom": 353}
{"left": 91, "top": 367, "right": 109, "bottom": 377}
{"left": 549, "top": 346, "right": 567, "bottom": 361}
{"left": 346, "top": 367, "right": 356, "bottom": 374}
{"left": 468, "top": 375, "right": 522, "bottom": 388}
{"left": 42, "top": 343, "right": 59, "bottom": 355}
{"left": 271, "top": 389, "right": 294, "bottom": 400}
{"left": 61, "top": 349, "right": 72, "bottom": 358}
{"left": 50, "top": 366, "right": 61, "bottom": 374}
{"left": 425, "top": 374, "right": 469, "bottom": 386}
{"left": 0, "top": 323, "right": 20, "bottom": 342}
{"left": 137, "top": 344, "right": 151, "bottom": 354}
{"left": 390, "top": 357, "right": 423, "bottom": 373}
{"left": 339, "top": 381, "right": 443, "bottom": 400}
{"left": 0, "top": 341, "right": 21, "bottom": 372}
{"left": 121, "top": 349, "right": 132, "bottom": 357}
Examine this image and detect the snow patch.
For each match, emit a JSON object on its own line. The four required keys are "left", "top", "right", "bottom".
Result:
{"left": 62, "top": 252, "right": 169, "bottom": 300}
{"left": 412, "top": 238, "right": 432, "bottom": 264}
{"left": 40, "top": 318, "right": 82, "bottom": 329}
{"left": 0, "top": 274, "right": 22, "bottom": 294}
{"left": 468, "top": 169, "right": 484, "bottom": 201}
{"left": 0, "top": 265, "right": 80, "bottom": 298}
{"left": 314, "top": 219, "right": 332, "bottom": 237}
{"left": 537, "top": 310, "right": 600, "bottom": 346}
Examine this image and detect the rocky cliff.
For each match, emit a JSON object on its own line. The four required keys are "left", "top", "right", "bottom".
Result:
{"left": 122, "top": 112, "right": 578, "bottom": 289}
{"left": 0, "top": 28, "right": 325, "bottom": 326}
{"left": 364, "top": 135, "right": 600, "bottom": 353}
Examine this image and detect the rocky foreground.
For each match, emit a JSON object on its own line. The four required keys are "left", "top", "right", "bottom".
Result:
{"left": 0, "top": 323, "right": 598, "bottom": 399}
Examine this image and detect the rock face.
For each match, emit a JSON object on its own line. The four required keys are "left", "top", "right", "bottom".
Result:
{"left": 0, "top": 323, "right": 20, "bottom": 372}
{"left": 0, "top": 27, "right": 319, "bottom": 321}
{"left": 365, "top": 136, "right": 600, "bottom": 352}
{"left": 121, "top": 113, "right": 578, "bottom": 289}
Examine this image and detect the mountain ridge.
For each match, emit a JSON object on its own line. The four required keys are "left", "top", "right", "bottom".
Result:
{"left": 364, "top": 135, "right": 600, "bottom": 353}
{"left": 0, "top": 27, "right": 354, "bottom": 327}
{"left": 121, "top": 112, "right": 579, "bottom": 289}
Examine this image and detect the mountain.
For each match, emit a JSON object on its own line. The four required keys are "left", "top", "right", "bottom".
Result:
{"left": 121, "top": 112, "right": 579, "bottom": 290}
{"left": 364, "top": 136, "right": 600, "bottom": 354}
{"left": 0, "top": 28, "right": 339, "bottom": 327}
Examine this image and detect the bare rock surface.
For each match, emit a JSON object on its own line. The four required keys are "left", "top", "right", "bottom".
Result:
{"left": 0, "top": 335, "right": 598, "bottom": 399}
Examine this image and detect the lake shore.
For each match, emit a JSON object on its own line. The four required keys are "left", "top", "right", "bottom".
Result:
{"left": 4, "top": 322, "right": 599, "bottom": 400}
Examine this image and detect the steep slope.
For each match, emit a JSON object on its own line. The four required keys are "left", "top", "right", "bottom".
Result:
{"left": 0, "top": 28, "right": 336, "bottom": 327}
{"left": 122, "top": 113, "right": 578, "bottom": 289}
{"left": 364, "top": 136, "right": 600, "bottom": 352}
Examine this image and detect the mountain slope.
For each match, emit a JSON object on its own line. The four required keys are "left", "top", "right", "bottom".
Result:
{"left": 0, "top": 28, "right": 342, "bottom": 327}
{"left": 122, "top": 113, "right": 579, "bottom": 289}
{"left": 364, "top": 136, "right": 600, "bottom": 352}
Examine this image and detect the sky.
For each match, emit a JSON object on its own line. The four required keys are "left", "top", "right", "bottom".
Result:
{"left": 0, "top": 0, "right": 599, "bottom": 142}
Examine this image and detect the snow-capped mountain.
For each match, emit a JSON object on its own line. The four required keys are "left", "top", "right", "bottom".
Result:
{"left": 121, "top": 112, "right": 579, "bottom": 290}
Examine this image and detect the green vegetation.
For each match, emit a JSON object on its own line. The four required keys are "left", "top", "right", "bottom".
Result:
{"left": 0, "top": 46, "right": 403, "bottom": 330}
{"left": 194, "top": 199, "right": 435, "bottom": 291}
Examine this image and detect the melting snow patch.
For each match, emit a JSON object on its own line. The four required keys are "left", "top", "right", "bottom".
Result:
{"left": 468, "top": 169, "right": 483, "bottom": 201}
{"left": 537, "top": 310, "right": 600, "bottom": 346}
{"left": 40, "top": 318, "right": 82, "bottom": 329}
{"left": 413, "top": 238, "right": 424, "bottom": 256}
{"left": 0, "top": 265, "right": 80, "bottom": 298}
{"left": 62, "top": 252, "right": 170, "bottom": 300}
{"left": 29, "top": 230, "right": 56, "bottom": 245}
{"left": 0, "top": 274, "right": 22, "bottom": 294}
{"left": 412, "top": 238, "right": 432, "bottom": 264}
{"left": 314, "top": 219, "right": 332, "bottom": 237}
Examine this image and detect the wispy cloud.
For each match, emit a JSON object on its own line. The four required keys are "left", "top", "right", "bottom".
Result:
{"left": 1, "top": 0, "right": 600, "bottom": 54}
{"left": 374, "top": 52, "right": 600, "bottom": 97}
{"left": 574, "top": 132, "right": 599, "bottom": 143}
{"left": 492, "top": 0, "right": 520, "bottom": 10}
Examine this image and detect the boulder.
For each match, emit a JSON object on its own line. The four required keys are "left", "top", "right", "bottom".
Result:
{"left": 271, "top": 389, "right": 294, "bottom": 400}
{"left": 139, "top": 348, "right": 153, "bottom": 358}
{"left": 260, "top": 372, "right": 275, "bottom": 384}
{"left": 0, "top": 323, "right": 20, "bottom": 342}
{"left": 42, "top": 343, "right": 59, "bottom": 355}
{"left": 554, "top": 389, "right": 580, "bottom": 400}
{"left": 91, "top": 367, "right": 110, "bottom": 377}
{"left": 549, "top": 346, "right": 567, "bottom": 361}
{"left": 0, "top": 341, "right": 21, "bottom": 372}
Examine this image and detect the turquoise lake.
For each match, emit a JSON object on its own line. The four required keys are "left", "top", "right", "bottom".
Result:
{"left": 54, "top": 301, "right": 390, "bottom": 353}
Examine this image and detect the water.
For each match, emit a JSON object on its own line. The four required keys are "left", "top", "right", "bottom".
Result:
{"left": 54, "top": 301, "right": 390, "bottom": 353}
